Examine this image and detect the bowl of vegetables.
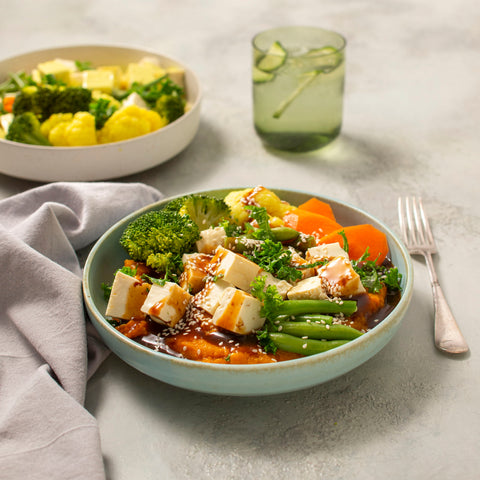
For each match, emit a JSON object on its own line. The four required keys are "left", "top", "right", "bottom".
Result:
{"left": 0, "top": 44, "right": 201, "bottom": 181}
{"left": 83, "top": 186, "right": 413, "bottom": 396}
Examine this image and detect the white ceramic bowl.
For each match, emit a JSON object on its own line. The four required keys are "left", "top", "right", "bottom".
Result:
{"left": 83, "top": 188, "right": 414, "bottom": 396}
{"left": 0, "top": 45, "right": 202, "bottom": 182}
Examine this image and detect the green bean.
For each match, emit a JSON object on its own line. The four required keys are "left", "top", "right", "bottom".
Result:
{"left": 269, "top": 333, "right": 350, "bottom": 356}
{"left": 270, "top": 226, "right": 300, "bottom": 242}
{"left": 274, "top": 299, "right": 357, "bottom": 317}
{"left": 285, "top": 313, "right": 333, "bottom": 324}
{"left": 276, "top": 321, "right": 363, "bottom": 340}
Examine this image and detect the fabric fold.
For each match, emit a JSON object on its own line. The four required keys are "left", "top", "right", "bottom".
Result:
{"left": 0, "top": 182, "right": 163, "bottom": 479}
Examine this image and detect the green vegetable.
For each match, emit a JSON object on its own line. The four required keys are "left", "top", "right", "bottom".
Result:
{"left": 154, "top": 93, "right": 185, "bottom": 123}
{"left": 244, "top": 238, "right": 302, "bottom": 282}
{"left": 116, "top": 76, "right": 184, "bottom": 109}
{"left": 352, "top": 255, "right": 402, "bottom": 294}
{"left": 51, "top": 87, "right": 92, "bottom": 115}
{"left": 274, "top": 299, "right": 357, "bottom": 317}
{"left": 0, "top": 71, "right": 36, "bottom": 96}
{"left": 119, "top": 210, "right": 200, "bottom": 274}
{"left": 89, "top": 97, "right": 118, "bottom": 129}
{"left": 286, "top": 313, "right": 333, "bottom": 324}
{"left": 164, "top": 194, "right": 231, "bottom": 231}
{"left": 269, "top": 333, "right": 350, "bottom": 356}
{"left": 275, "top": 321, "right": 363, "bottom": 340}
{"left": 5, "top": 112, "right": 51, "bottom": 146}
{"left": 13, "top": 85, "right": 92, "bottom": 121}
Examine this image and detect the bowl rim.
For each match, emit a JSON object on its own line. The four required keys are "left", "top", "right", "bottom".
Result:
{"left": 0, "top": 42, "right": 203, "bottom": 151}
{"left": 83, "top": 187, "right": 414, "bottom": 372}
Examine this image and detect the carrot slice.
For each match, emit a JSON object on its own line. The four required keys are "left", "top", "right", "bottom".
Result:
{"left": 317, "top": 224, "right": 389, "bottom": 265}
{"left": 283, "top": 209, "right": 343, "bottom": 240}
{"left": 298, "top": 197, "right": 336, "bottom": 221}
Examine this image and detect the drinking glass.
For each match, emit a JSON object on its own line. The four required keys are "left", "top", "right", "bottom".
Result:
{"left": 252, "top": 26, "right": 346, "bottom": 152}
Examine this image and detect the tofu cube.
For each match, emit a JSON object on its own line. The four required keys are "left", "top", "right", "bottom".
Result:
{"left": 166, "top": 66, "right": 185, "bottom": 88}
{"left": 37, "top": 58, "right": 77, "bottom": 84}
{"left": 306, "top": 242, "right": 349, "bottom": 263}
{"left": 105, "top": 271, "right": 150, "bottom": 320}
{"left": 194, "top": 278, "right": 233, "bottom": 315}
{"left": 289, "top": 250, "right": 316, "bottom": 280}
{"left": 196, "top": 226, "right": 227, "bottom": 254}
{"left": 179, "top": 253, "right": 212, "bottom": 294}
{"left": 80, "top": 69, "right": 115, "bottom": 93}
{"left": 318, "top": 256, "right": 366, "bottom": 297}
{"left": 257, "top": 271, "right": 292, "bottom": 299}
{"left": 124, "top": 62, "right": 166, "bottom": 88}
{"left": 212, "top": 288, "right": 264, "bottom": 335}
{"left": 286, "top": 276, "right": 328, "bottom": 301}
{"left": 209, "top": 246, "right": 261, "bottom": 291}
{"left": 97, "top": 65, "right": 124, "bottom": 88}
{"left": 141, "top": 282, "right": 192, "bottom": 327}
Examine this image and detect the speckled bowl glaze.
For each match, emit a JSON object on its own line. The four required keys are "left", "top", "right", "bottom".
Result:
{"left": 0, "top": 45, "right": 201, "bottom": 182}
{"left": 83, "top": 189, "right": 413, "bottom": 396}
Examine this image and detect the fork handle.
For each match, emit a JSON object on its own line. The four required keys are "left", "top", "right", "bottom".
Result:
{"left": 424, "top": 253, "right": 469, "bottom": 354}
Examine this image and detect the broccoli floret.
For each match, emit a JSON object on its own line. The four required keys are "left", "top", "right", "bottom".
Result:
{"left": 51, "top": 87, "right": 92, "bottom": 115}
{"left": 154, "top": 93, "right": 185, "bottom": 123}
{"left": 5, "top": 112, "right": 51, "bottom": 146}
{"left": 12, "top": 86, "right": 92, "bottom": 121}
{"left": 164, "top": 194, "right": 231, "bottom": 231}
{"left": 119, "top": 210, "right": 200, "bottom": 273}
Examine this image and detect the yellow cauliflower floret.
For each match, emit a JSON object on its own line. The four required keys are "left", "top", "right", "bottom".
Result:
{"left": 224, "top": 186, "right": 295, "bottom": 225}
{"left": 40, "top": 113, "right": 73, "bottom": 138}
{"left": 97, "top": 105, "right": 167, "bottom": 144}
{"left": 48, "top": 112, "right": 97, "bottom": 147}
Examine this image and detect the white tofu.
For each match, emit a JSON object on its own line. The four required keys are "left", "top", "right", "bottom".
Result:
{"left": 179, "top": 253, "right": 212, "bottom": 294}
{"left": 212, "top": 288, "right": 264, "bottom": 335}
{"left": 289, "top": 249, "right": 316, "bottom": 280}
{"left": 209, "top": 246, "right": 261, "bottom": 291}
{"left": 257, "top": 271, "right": 292, "bottom": 299}
{"left": 318, "top": 256, "right": 366, "bottom": 297}
{"left": 286, "top": 276, "right": 329, "bottom": 301}
{"left": 306, "top": 242, "right": 349, "bottom": 263}
{"left": 196, "top": 226, "right": 227, "bottom": 254}
{"left": 194, "top": 278, "right": 233, "bottom": 315}
{"left": 121, "top": 92, "right": 149, "bottom": 110}
{"left": 105, "top": 271, "right": 150, "bottom": 320}
{"left": 141, "top": 282, "right": 192, "bottom": 327}
{"left": 166, "top": 66, "right": 185, "bottom": 89}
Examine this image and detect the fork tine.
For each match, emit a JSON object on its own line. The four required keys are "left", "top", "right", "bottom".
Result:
{"left": 405, "top": 196, "right": 417, "bottom": 246}
{"left": 417, "top": 197, "right": 437, "bottom": 249}
{"left": 397, "top": 197, "right": 407, "bottom": 243}
{"left": 412, "top": 197, "right": 426, "bottom": 245}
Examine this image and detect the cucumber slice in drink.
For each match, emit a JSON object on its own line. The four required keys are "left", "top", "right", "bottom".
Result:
{"left": 253, "top": 66, "right": 275, "bottom": 83}
{"left": 272, "top": 70, "right": 320, "bottom": 119}
{"left": 304, "top": 46, "right": 342, "bottom": 71}
{"left": 257, "top": 41, "right": 287, "bottom": 72}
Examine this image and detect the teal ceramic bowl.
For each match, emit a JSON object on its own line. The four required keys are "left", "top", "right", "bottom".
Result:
{"left": 83, "top": 188, "right": 413, "bottom": 396}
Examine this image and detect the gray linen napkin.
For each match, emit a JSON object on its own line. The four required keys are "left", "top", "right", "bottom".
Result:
{"left": 0, "top": 182, "right": 163, "bottom": 479}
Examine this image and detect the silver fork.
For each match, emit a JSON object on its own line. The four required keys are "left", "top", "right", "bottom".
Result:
{"left": 398, "top": 196, "right": 469, "bottom": 354}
